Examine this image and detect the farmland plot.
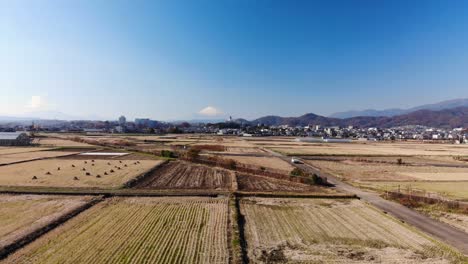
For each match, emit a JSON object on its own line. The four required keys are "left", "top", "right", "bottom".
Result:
{"left": 237, "top": 173, "right": 326, "bottom": 193}
{"left": 241, "top": 198, "right": 462, "bottom": 263}
{"left": 0, "top": 151, "right": 78, "bottom": 165}
{"left": 33, "top": 138, "right": 93, "bottom": 147}
{"left": 0, "top": 159, "right": 162, "bottom": 188}
{"left": 268, "top": 142, "right": 468, "bottom": 156}
{"left": 135, "top": 161, "right": 235, "bottom": 190}
{"left": 0, "top": 147, "right": 51, "bottom": 156}
{"left": 221, "top": 155, "right": 294, "bottom": 172}
{"left": 4, "top": 197, "right": 229, "bottom": 264}
{"left": 0, "top": 194, "right": 94, "bottom": 251}
{"left": 306, "top": 159, "right": 468, "bottom": 182}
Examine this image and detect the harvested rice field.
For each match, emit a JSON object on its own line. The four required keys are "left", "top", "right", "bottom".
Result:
{"left": 0, "top": 159, "right": 162, "bottom": 188}
{"left": 33, "top": 138, "right": 94, "bottom": 147}
{"left": 268, "top": 142, "right": 468, "bottom": 156}
{"left": 225, "top": 147, "right": 265, "bottom": 154}
{"left": 220, "top": 155, "right": 294, "bottom": 172}
{"left": 3, "top": 197, "right": 229, "bottom": 264}
{"left": 362, "top": 181, "right": 468, "bottom": 200}
{"left": 0, "top": 151, "right": 78, "bottom": 165}
{"left": 236, "top": 173, "right": 330, "bottom": 193}
{"left": 240, "top": 198, "right": 463, "bottom": 263}
{"left": 306, "top": 159, "right": 468, "bottom": 182}
{"left": 0, "top": 147, "right": 51, "bottom": 156}
{"left": 0, "top": 194, "right": 95, "bottom": 251}
{"left": 135, "top": 161, "right": 235, "bottom": 191}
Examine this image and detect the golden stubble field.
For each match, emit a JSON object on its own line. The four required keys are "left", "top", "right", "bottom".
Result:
{"left": 306, "top": 159, "right": 468, "bottom": 182}
{"left": 0, "top": 147, "right": 52, "bottom": 155}
{"left": 3, "top": 197, "right": 229, "bottom": 264}
{"left": 220, "top": 155, "right": 294, "bottom": 172}
{"left": 263, "top": 141, "right": 468, "bottom": 156}
{"left": 0, "top": 194, "right": 94, "bottom": 250}
{"left": 0, "top": 159, "right": 162, "bottom": 188}
{"left": 0, "top": 151, "right": 79, "bottom": 165}
{"left": 241, "top": 198, "right": 463, "bottom": 263}
{"left": 33, "top": 138, "right": 94, "bottom": 147}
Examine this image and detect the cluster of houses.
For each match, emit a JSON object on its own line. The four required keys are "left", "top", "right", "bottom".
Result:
{"left": 1, "top": 117, "right": 467, "bottom": 143}
{"left": 216, "top": 124, "right": 468, "bottom": 142}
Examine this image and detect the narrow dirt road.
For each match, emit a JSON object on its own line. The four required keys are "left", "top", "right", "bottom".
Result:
{"left": 263, "top": 148, "right": 468, "bottom": 255}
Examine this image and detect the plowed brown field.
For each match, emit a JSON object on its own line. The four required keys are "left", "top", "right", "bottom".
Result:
{"left": 135, "top": 161, "right": 235, "bottom": 190}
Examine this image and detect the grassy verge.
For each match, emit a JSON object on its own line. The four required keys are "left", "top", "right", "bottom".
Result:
{"left": 228, "top": 196, "right": 243, "bottom": 264}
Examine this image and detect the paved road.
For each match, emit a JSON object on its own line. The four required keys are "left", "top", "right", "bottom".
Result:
{"left": 263, "top": 148, "right": 468, "bottom": 255}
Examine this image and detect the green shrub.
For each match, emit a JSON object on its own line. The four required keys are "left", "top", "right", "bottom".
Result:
{"left": 160, "top": 150, "right": 176, "bottom": 158}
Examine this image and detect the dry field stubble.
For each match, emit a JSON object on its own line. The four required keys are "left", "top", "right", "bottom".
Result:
{"left": 0, "top": 159, "right": 162, "bottom": 188}
{"left": 267, "top": 142, "right": 468, "bottom": 156}
{"left": 135, "top": 161, "right": 235, "bottom": 190}
{"left": 0, "top": 194, "right": 94, "bottom": 250}
{"left": 241, "top": 198, "right": 463, "bottom": 263}
{"left": 0, "top": 147, "right": 51, "bottom": 156}
{"left": 236, "top": 173, "right": 330, "bottom": 193}
{"left": 306, "top": 159, "right": 468, "bottom": 182}
{"left": 33, "top": 138, "right": 94, "bottom": 147}
{"left": 363, "top": 181, "right": 468, "bottom": 200}
{"left": 0, "top": 151, "right": 78, "bottom": 165}
{"left": 4, "top": 197, "right": 229, "bottom": 264}
{"left": 220, "top": 155, "right": 294, "bottom": 172}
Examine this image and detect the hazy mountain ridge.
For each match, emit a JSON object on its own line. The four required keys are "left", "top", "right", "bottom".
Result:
{"left": 330, "top": 98, "right": 468, "bottom": 118}
{"left": 248, "top": 106, "right": 468, "bottom": 128}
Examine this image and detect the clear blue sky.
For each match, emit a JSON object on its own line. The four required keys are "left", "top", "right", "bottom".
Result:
{"left": 1, "top": 0, "right": 468, "bottom": 120}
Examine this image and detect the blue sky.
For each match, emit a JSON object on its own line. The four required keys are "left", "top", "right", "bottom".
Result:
{"left": 1, "top": 0, "right": 468, "bottom": 120}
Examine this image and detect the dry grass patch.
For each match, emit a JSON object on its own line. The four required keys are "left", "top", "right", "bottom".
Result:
{"left": 0, "top": 159, "right": 162, "bottom": 188}
{"left": 241, "top": 198, "right": 463, "bottom": 263}
{"left": 0, "top": 194, "right": 94, "bottom": 250}
{"left": 4, "top": 197, "right": 229, "bottom": 264}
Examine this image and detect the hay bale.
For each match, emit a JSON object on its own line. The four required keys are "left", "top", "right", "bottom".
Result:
{"left": 74, "top": 177, "right": 79, "bottom": 180}
{"left": 85, "top": 172, "right": 91, "bottom": 176}
{"left": 96, "top": 175, "right": 101, "bottom": 178}
{"left": 110, "top": 169, "right": 115, "bottom": 173}
{"left": 82, "top": 168, "right": 86, "bottom": 171}
{"left": 45, "top": 172, "right": 51, "bottom": 175}
{"left": 57, "top": 167, "right": 61, "bottom": 171}
{"left": 32, "top": 176, "right": 38, "bottom": 180}
{"left": 104, "top": 172, "right": 108, "bottom": 175}
{"left": 72, "top": 164, "right": 75, "bottom": 167}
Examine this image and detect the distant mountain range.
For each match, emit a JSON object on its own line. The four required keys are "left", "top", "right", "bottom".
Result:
{"left": 242, "top": 106, "right": 468, "bottom": 128}
{"left": 2, "top": 98, "right": 468, "bottom": 128}
{"left": 329, "top": 98, "right": 468, "bottom": 118}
